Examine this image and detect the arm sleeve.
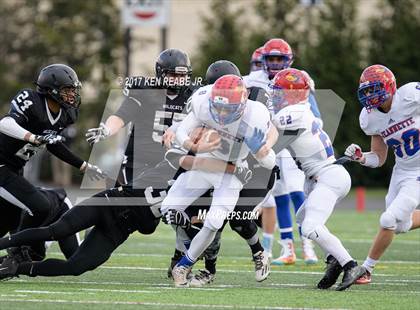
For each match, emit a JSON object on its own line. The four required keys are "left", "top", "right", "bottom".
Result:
{"left": 114, "top": 97, "right": 142, "bottom": 126}
{"left": 47, "top": 143, "right": 85, "bottom": 169}
{"left": 0, "top": 116, "right": 31, "bottom": 140}
{"left": 308, "top": 92, "right": 321, "bottom": 118}
{"left": 175, "top": 112, "right": 202, "bottom": 147}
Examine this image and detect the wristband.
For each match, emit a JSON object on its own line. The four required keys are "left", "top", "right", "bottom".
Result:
{"left": 361, "top": 152, "right": 380, "bottom": 168}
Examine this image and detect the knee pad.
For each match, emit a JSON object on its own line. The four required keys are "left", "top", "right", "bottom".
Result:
{"left": 203, "top": 209, "right": 228, "bottom": 231}
{"left": 203, "top": 217, "right": 223, "bottom": 232}
{"left": 379, "top": 211, "right": 397, "bottom": 230}
{"left": 300, "top": 219, "right": 318, "bottom": 239}
{"left": 229, "top": 220, "right": 257, "bottom": 240}
{"left": 395, "top": 219, "right": 412, "bottom": 234}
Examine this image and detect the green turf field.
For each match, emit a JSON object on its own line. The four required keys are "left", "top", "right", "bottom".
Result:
{"left": 0, "top": 209, "right": 419, "bottom": 310}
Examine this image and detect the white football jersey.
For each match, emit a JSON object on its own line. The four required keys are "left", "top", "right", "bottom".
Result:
{"left": 243, "top": 70, "right": 271, "bottom": 92}
{"left": 243, "top": 70, "right": 316, "bottom": 93}
{"left": 359, "top": 82, "right": 420, "bottom": 171}
{"left": 272, "top": 103, "right": 336, "bottom": 177}
{"left": 179, "top": 84, "right": 271, "bottom": 163}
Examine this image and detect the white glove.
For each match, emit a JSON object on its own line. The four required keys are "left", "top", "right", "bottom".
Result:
{"left": 85, "top": 122, "right": 110, "bottom": 145}
{"left": 81, "top": 162, "right": 107, "bottom": 181}
{"left": 345, "top": 144, "right": 365, "bottom": 162}
{"left": 30, "top": 133, "right": 66, "bottom": 145}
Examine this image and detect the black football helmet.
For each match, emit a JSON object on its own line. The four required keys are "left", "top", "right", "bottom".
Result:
{"left": 36, "top": 64, "right": 82, "bottom": 123}
{"left": 155, "top": 49, "right": 192, "bottom": 92}
{"left": 205, "top": 60, "right": 241, "bottom": 84}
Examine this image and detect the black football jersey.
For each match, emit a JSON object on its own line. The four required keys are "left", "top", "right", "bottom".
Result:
{"left": 115, "top": 83, "right": 196, "bottom": 188}
{"left": 0, "top": 89, "right": 74, "bottom": 171}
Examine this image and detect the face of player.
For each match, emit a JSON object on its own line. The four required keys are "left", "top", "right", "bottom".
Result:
{"left": 358, "top": 82, "right": 392, "bottom": 111}
{"left": 265, "top": 55, "right": 291, "bottom": 79}
{"left": 165, "top": 72, "right": 188, "bottom": 87}
{"left": 265, "top": 55, "right": 289, "bottom": 68}
{"left": 210, "top": 101, "right": 245, "bottom": 126}
{"left": 59, "top": 86, "right": 81, "bottom": 107}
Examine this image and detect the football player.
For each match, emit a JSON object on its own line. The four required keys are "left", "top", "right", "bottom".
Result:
{"left": 244, "top": 39, "right": 319, "bottom": 265}
{"left": 0, "top": 188, "right": 79, "bottom": 264}
{"left": 250, "top": 47, "right": 264, "bottom": 73}
{"left": 268, "top": 68, "right": 365, "bottom": 291}
{"left": 0, "top": 64, "right": 105, "bottom": 232}
{"left": 161, "top": 75, "right": 276, "bottom": 287}
{"left": 86, "top": 48, "right": 195, "bottom": 193}
{"left": 0, "top": 185, "right": 159, "bottom": 279}
{"left": 344, "top": 65, "right": 420, "bottom": 284}
{"left": 165, "top": 60, "right": 274, "bottom": 286}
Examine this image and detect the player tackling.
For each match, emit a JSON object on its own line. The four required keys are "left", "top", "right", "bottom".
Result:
{"left": 161, "top": 75, "right": 276, "bottom": 287}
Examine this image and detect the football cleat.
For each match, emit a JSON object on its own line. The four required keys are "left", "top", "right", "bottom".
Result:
{"left": 336, "top": 265, "right": 367, "bottom": 291}
{"left": 355, "top": 270, "right": 372, "bottom": 285}
{"left": 317, "top": 255, "right": 343, "bottom": 289}
{"left": 0, "top": 256, "right": 19, "bottom": 281}
{"left": 189, "top": 269, "right": 215, "bottom": 287}
{"left": 171, "top": 264, "right": 192, "bottom": 288}
{"left": 272, "top": 239, "right": 296, "bottom": 265}
{"left": 302, "top": 238, "right": 318, "bottom": 265}
{"left": 253, "top": 251, "right": 270, "bottom": 282}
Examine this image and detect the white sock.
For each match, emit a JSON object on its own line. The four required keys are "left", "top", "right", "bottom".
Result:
{"left": 363, "top": 257, "right": 378, "bottom": 273}
{"left": 262, "top": 233, "right": 274, "bottom": 251}
{"left": 187, "top": 226, "right": 217, "bottom": 261}
{"left": 309, "top": 225, "right": 353, "bottom": 267}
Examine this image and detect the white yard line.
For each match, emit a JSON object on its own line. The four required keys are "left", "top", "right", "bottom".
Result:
{"left": 0, "top": 298, "right": 351, "bottom": 310}
{"left": 83, "top": 288, "right": 159, "bottom": 294}
{"left": 98, "top": 265, "right": 420, "bottom": 278}
{"left": 48, "top": 251, "right": 420, "bottom": 265}
{"left": 15, "top": 290, "right": 85, "bottom": 295}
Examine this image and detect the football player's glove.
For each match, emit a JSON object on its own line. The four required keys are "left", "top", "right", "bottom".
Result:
{"left": 233, "top": 166, "right": 253, "bottom": 185}
{"left": 245, "top": 128, "right": 266, "bottom": 154}
{"left": 81, "top": 162, "right": 107, "bottom": 181}
{"left": 344, "top": 144, "right": 364, "bottom": 162}
{"left": 85, "top": 122, "right": 110, "bottom": 145}
{"left": 162, "top": 209, "right": 190, "bottom": 229}
{"left": 31, "top": 133, "right": 66, "bottom": 145}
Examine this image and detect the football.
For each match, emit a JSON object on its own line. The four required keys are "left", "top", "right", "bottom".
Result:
{"left": 189, "top": 127, "right": 220, "bottom": 144}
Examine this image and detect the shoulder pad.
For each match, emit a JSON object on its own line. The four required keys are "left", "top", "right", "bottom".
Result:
{"left": 359, "top": 108, "right": 377, "bottom": 136}
{"left": 10, "top": 89, "right": 40, "bottom": 118}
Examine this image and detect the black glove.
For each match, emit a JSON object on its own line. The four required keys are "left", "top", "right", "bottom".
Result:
{"left": 162, "top": 209, "right": 190, "bottom": 229}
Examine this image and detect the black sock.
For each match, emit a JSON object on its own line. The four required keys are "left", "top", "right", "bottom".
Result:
{"left": 205, "top": 258, "right": 216, "bottom": 275}
{"left": 17, "top": 262, "right": 34, "bottom": 276}
{"left": 172, "top": 248, "right": 183, "bottom": 260}
{"left": 343, "top": 260, "right": 357, "bottom": 271}
{"left": 250, "top": 241, "right": 264, "bottom": 255}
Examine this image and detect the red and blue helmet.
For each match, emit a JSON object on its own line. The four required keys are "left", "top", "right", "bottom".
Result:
{"left": 269, "top": 68, "right": 310, "bottom": 113}
{"left": 358, "top": 64, "right": 396, "bottom": 109}
{"left": 262, "top": 39, "right": 294, "bottom": 79}
{"left": 250, "top": 47, "right": 264, "bottom": 72}
{"left": 209, "top": 75, "right": 248, "bottom": 125}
